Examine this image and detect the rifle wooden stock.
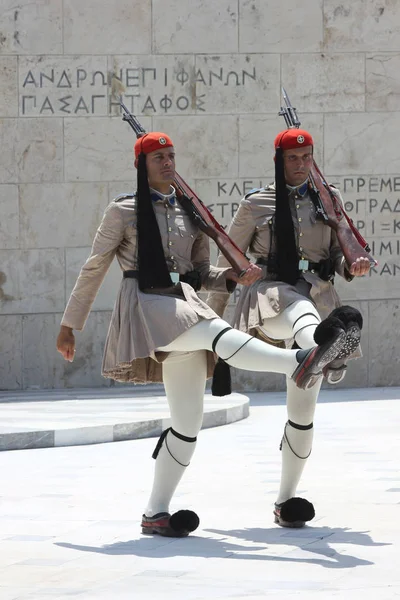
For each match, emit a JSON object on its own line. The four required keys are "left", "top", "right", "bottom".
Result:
{"left": 205, "top": 225, "right": 250, "bottom": 275}
{"left": 174, "top": 173, "right": 251, "bottom": 276}
{"left": 330, "top": 220, "right": 372, "bottom": 270}
{"left": 310, "top": 163, "right": 376, "bottom": 267}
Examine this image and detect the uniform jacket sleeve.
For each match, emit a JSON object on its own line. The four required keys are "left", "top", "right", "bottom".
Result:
{"left": 190, "top": 230, "right": 236, "bottom": 293}
{"left": 206, "top": 199, "right": 256, "bottom": 317}
{"left": 61, "top": 203, "right": 124, "bottom": 331}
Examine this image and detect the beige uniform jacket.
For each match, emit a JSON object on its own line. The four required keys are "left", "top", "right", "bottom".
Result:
{"left": 61, "top": 191, "right": 231, "bottom": 384}
{"left": 207, "top": 183, "right": 353, "bottom": 335}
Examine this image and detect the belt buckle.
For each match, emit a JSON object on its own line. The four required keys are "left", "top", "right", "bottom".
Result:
{"left": 170, "top": 272, "right": 180, "bottom": 284}
{"left": 298, "top": 259, "right": 309, "bottom": 271}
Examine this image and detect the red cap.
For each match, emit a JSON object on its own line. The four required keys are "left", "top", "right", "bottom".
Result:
{"left": 274, "top": 129, "right": 313, "bottom": 151}
{"left": 134, "top": 132, "right": 174, "bottom": 158}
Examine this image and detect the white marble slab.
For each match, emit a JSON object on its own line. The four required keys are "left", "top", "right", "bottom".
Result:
{"left": 366, "top": 53, "right": 400, "bottom": 112}
{"left": 0, "top": 119, "right": 17, "bottom": 183}
{"left": 368, "top": 299, "right": 400, "bottom": 386}
{"left": 0, "top": 56, "right": 17, "bottom": 117}
{"left": 153, "top": 115, "right": 239, "bottom": 178}
{"left": 63, "top": 0, "right": 151, "bottom": 54}
{"left": 22, "top": 312, "right": 112, "bottom": 390}
{"left": 0, "top": 315, "right": 22, "bottom": 390}
{"left": 0, "top": 249, "right": 65, "bottom": 314}
{"left": 64, "top": 117, "right": 144, "bottom": 182}
{"left": 240, "top": 0, "right": 323, "bottom": 53}
{"left": 324, "top": 113, "right": 400, "bottom": 175}
{"left": 0, "top": 184, "right": 19, "bottom": 249}
{"left": 0, "top": 118, "right": 63, "bottom": 184}
{"left": 153, "top": 0, "right": 238, "bottom": 54}
{"left": 19, "top": 183, "right": 109, "bottom": 248}
{"left": 0, "top": 0, "right": 62, "bottom": 54}
{"left": 324, "top": 0, "right": 400, "bottom": 51}
{"left": 282, "top": 53, "right": 365, "bottom": 112}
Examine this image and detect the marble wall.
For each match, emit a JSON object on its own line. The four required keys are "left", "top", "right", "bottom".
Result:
{"left": 0, "top": 0, "right": 399, "bottom": 390}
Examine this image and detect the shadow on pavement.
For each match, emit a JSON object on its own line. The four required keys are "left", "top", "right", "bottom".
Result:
{"left": 56, "top": 525, "right": 389, "bottom": 569}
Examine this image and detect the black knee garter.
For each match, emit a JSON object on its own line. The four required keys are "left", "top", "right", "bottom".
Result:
{"left": 280, "top": 420, "right": 313, "bottom": 459}
{"left": 152, "top": 427, "right": 197, "bottom": 467}
{"left": 212, "top": 326, "right": 253, "bottom": 361}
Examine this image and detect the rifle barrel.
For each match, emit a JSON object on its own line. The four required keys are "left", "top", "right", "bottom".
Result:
{"left": 119, "top": 98, "right": 146, "bottom": 136}
{"left": 281, "top": 87, "right": 301, "bottom": 128}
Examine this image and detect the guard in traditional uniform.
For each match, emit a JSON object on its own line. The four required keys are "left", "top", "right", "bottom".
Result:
{"left": 57, "top": 131, "right": 353, "bottom": 537}
{"left": 207, "top": 128, "right": 370, "bottom": 528}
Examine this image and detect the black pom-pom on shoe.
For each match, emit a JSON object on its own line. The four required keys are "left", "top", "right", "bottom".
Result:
{"left": 329, "top": 305, "right": 363, "bottom": 330}
{"left": 274, "top": 497, "right": 315, "bottom": 528}
{"left": 325, "top": 306, "right": 362, "bottom": 360}
{"left": 169, "top": 509, "right": 200, "bottom": 535}
{"left": 280, "top": 497, "right": 315, "bottom": 522}
{"left": 313, "top": 316, "right": 345, "bottom": 346}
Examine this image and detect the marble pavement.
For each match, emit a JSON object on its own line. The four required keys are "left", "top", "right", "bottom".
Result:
{"left": 0, "top": 387, "right": 399, "bottom": 599}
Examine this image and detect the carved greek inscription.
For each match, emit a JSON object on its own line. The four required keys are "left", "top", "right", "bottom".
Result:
{"left": 207, "top": 175, "right": 400, "bottom": 296}
{"left": 329, "top": 176, "right": 400, "bottom": 282}
{"left": 20, "top": 62, "right": 258, "bottom": 116}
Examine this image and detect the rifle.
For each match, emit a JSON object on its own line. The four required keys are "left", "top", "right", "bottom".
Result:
{"left": 119, "top": 99, "right": 251, "bottom": 277}
{"left": 279, "top": 88, "right": 377, "bottom": 268}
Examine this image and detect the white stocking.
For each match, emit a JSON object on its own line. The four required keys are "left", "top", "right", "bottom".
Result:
{"left": 276, "top": 376, "right": 321, "bottom": 504}
{"left": 158, "top": 318, "right": 303, "bottom": 376}
{"left": 259, "top": 301, "right": 323, "bottom": 504}
{"left": 145, "top": 350, "right": 206, "bottom": 517}
{"left": 260, "top": 300, "right": 321, "bottom": 349}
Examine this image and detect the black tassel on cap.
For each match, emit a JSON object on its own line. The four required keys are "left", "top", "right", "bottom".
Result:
{"left": 274, "top": 146, "right": 300, "bottom": 285}
{"left": 211, "top": 358, "right": 232, "bottom": 397}
{"left": 136, "top": 152, "right": 172, "bottom": 291}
